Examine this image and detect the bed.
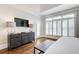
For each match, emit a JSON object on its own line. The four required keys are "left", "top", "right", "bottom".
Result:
{"left": 45, "top": 37, "right": 79, "bottom": 54}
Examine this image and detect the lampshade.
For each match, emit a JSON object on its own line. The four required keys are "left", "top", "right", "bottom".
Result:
{"left": 6, "top": 22, "right": 16, "bottom": 27}
{"left": 29, "top": 20, "right": 32, "bottom": 24}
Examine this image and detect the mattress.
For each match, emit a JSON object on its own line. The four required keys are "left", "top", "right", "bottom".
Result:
{"left": 45, "top": 37, "right": 79, "bottom": 54}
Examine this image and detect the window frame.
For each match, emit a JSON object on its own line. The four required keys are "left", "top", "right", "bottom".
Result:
{"left": 45, "top": 13, "right": 75, "bottom": 37}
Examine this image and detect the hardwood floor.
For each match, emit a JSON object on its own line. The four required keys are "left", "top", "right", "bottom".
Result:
{"left": 0, "top": 42, "right": 34, "bottom": 54}
{"left": 0, "top": 35, "right": 60, "bottom": 54}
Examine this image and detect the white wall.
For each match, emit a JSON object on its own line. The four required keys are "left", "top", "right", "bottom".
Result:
{"left": 0, "top": 5, "right": 40, "bottom": 50}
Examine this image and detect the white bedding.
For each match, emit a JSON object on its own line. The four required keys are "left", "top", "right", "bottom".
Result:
{"left": 45, "top": 37, "right": 79, "bottom": 54}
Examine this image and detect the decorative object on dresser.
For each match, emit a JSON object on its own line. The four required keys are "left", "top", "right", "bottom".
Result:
{"left": 6, "top": 21, "right": 16, "bottom": 34}
{"left": 29, "top": 20, "right": 33, "bottom": 32}
{"left": 6, "top": 22, "right": 16, "bottom": 27}
{"left": 8, "top": 32, "right": 35, "bottom": 50}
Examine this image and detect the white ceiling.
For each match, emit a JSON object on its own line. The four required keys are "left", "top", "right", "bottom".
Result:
{"left": 8, "top": 4, "right": 61, "bottom": 16}
{"left": 40, "top": 4, "right": 61, "bottom": 12}
{"left": 8, "top": 4, "right": 79, "bottom": 16}
{"left": 9, "top": 4, "right": 40, "bottom": 17}
{"left": 41, "top": 4, "right": 79, "bottom": 15}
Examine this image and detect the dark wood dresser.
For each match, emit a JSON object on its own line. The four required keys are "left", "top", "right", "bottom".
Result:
{"left": 8, "top": 32, "right": 35, "bottom": 50}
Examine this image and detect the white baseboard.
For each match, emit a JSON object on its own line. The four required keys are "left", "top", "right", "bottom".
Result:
{"left": 0, "top": 43, "right": 8, "bottom": 50}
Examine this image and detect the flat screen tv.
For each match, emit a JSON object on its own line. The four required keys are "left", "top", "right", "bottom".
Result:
{"left": 14, "top": 17, "right": 29, "bottom": 27}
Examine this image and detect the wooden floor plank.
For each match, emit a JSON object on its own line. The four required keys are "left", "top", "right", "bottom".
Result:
{"left": 0, "top": 36, "right": 60, "bottom": 54}
{"left": 0, "top": 42, "right": 34, "bottom": 54}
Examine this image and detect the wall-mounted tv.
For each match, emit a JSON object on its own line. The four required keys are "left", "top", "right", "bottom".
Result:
{"left": 14, "top": 17, "right": 29, "bottom": 27}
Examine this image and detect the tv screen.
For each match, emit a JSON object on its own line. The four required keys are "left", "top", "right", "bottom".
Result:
{"left": 14, "top": 17, "right": 29, "bottom": 27}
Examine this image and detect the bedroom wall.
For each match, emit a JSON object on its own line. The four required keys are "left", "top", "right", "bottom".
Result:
{"left": 40, "top": 6, "right": 79, "bottom": 37}
{"left": 40, "top": 16, "right": 46, "bottom": 35}
{"left": 75, "top": 11, "right": 79, "bottom": 38}
{"left": 0, "top": 5, "right": 41, "bottom": 50}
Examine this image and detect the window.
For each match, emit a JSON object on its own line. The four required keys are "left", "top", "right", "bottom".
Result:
{"left": 46, "top": 21, "right": 52, "bottom": 35}
{"left": 46, "top": 13, "right": 75, "bottom": 36}
{"left": 62, "top": 20, "right": 67, "bottom": 36}
{"left": 53, "top": 16, "right": 61, "bottom": 19}
{"left": 53, "top": 21, "right": 57, "bottom": 35}
{"left": 63, "top": 14, "right": 74, "bottom": 18}
{"left": 69, "top": 19, "right": 74, "bottom": 36}
{"left": 46, "top": 18, "right": 52, "bottom": 35}
{"left": 46, "top": 22, "right": 49, "bottom": 35}
{"left": 57, "top": 20, "right": 61, "bottom": 35}
{"left": 48, "top": 21, "right": 52, "bottom": 35}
